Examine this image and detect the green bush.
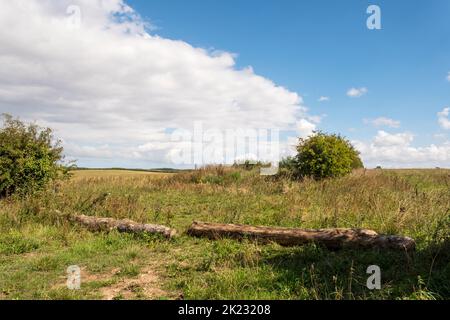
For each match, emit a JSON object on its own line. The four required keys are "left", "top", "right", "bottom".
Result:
{"left": 0, "top": 114, "right": 68, "bottom": 197}
{"left": 279, "top": 156, "right": 297, "bottom": 172}
{"left": 232, "top": 160, "right": 269, "bottom": 171}
{"left": 292, "top": 132, "right": 364, "bottom": 179}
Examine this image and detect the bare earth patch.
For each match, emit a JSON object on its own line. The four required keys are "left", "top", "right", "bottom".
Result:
{"left": 100, "top": 266, "right": 170, "bottom": 300}
{"left": 53, "top": 265, "right": 174, "bottom": 300}
{"left": 53, "top": 267, "right": 115, "bottom": 290}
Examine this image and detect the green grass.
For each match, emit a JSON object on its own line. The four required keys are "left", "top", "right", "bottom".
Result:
{"left": 0, "top": 167, "right": 449, "bottom": 300}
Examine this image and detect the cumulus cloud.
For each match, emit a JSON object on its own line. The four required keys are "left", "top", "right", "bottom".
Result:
{"left": 354, "top": 131, "right": 450, "bottom": 168}
{"left": 296, "top": 119, "right": 316, "bottom": 138}
{"left": 438, "top": 108, "right": 450, "bottom": 130}
{"left": 1, "top": 1, "right": 448, "bottom": 169}
{"left": 318, "top": 96, "right": 329, "bottom": 102}
{"left": 447, "top": 72, "right": 450, "bottom": 82}
{"left": 365, "top": 117, "right": 401, "bottom": 128}
{"left": 373, "top": 131, "right": 414, "bottom": 147}
{"left": 347, "top": 87, "right": 368, "bottom": 98}
{"left": 0, "top": 0, "right": 306, "bottom": 166}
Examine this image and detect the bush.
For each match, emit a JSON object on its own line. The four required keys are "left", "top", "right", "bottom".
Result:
{"left": 292, "top": 132, "right": 363, "bottom": 179}
{"left": 232, "top": 160, "right": 269, "bottom": 171}
{"left": 0, "top": 114, "right": 68, "bottom": 197}
{"left": 279, "top": 156, "right": 297, "bottom": 172}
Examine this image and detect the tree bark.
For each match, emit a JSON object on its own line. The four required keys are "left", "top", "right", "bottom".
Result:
{"left": 187, "top": 221, "right": 415, "bottom": 251}
{"left": 72, "top": 214, "right": 177, "bottom": 239}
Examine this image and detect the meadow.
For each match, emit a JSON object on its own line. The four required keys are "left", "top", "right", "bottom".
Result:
{"left": 0, "top": 167, "right": 449, "bottom": 300}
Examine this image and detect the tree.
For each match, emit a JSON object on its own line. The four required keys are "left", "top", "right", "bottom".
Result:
{"left": 293, "top": 132, "right": 363, "bottom": 179}
{"left": 0, "top": 114, "right": 68, "bottom": 197}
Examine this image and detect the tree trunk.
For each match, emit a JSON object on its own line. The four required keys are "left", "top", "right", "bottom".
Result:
{"left": 187, "top": 221, "right": 415, "bottom": 251}
{"left": 72, "top": 215, "right": 176, "bottom": 239}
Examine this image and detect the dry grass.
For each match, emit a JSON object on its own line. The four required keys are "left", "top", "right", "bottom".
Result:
{"left": 71, "top": 170, "right": 174, "bottom": 180}
{"left": 0, "top": 167, "right": 449, "bottom": 300}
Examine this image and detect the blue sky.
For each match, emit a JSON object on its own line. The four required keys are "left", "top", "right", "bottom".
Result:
{"left": 1, "top": 0, "right": 449, "bottom": 168}
{"left": 129, "top": 0, "right": 450, "bottom": 144}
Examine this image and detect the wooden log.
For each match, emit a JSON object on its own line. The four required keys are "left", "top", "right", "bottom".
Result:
{"left": 72, "top": 214, "right": 177, "bottom": 239}
{"left": 187, "top": 221, "right": 415, "bottom": 251}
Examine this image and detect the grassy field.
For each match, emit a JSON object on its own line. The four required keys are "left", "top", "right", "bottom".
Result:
{"left": 0, "top": 168, "right": 449, "bottom": 300}
{"left": 71, "top": 170, "right": 175, "bottom": 180}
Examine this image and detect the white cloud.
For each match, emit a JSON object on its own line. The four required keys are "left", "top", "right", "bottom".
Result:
{"left": 366, "top": 117, "right": 401, "bottom": 128}
{"left": 318, "top": 96, "right": 329, "bottom": 102}
{"left": 0, "top": 0, "right": 306, "bottom": 165}
{"left": 347, "top": 87, "right": 368, "bottom": 98}
{"left": 354, "top": 131, "right": 450, "bottom": 168}
{"left": 447, "top": 72, "right": 450, "bottom": 82}
{"left": 373, "top": 131, "right": 414, "bottom": 147}
{"left": 438, "top": 108, "right": 450, "bottom": 130}
{"left": 1, "top": 1, "right": 447, "bottom": 169}
{"left": 296, "top": 119, "right": 316, "bottom": 138}
{"left": 307, "top": 115, "right": 324, "bottom": 124}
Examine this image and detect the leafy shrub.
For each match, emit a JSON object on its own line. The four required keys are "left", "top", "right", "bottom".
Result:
{"left": 233, "top": 160, "right": 269, "bottom": 171}
{"left": 292, "top": 132, "right": 363, "bottom": 179}
{"left": 279, "top": 157, "right": 297, "bottom": 171}
{"left": 0, "top": 114, "right": 68, "bottom": 197}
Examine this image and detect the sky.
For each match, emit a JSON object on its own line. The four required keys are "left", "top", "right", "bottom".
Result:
{"left": 0, "top": 0, "right": 449, "bottom": 168}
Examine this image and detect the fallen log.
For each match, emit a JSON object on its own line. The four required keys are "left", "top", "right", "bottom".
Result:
{"left": 187, "top": 221, "right": 415, "bottom": 251}
{"left": 72, "top": 214, "right": 177, "bottom": 239}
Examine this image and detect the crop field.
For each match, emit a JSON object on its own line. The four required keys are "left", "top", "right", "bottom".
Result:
{"left": 0, "top": 168, "right": 449, "bottom": 300}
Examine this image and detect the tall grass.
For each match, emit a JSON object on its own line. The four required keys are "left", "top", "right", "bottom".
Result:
{"left": 0, "top": 168, "right": 449, "bottom": 299}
